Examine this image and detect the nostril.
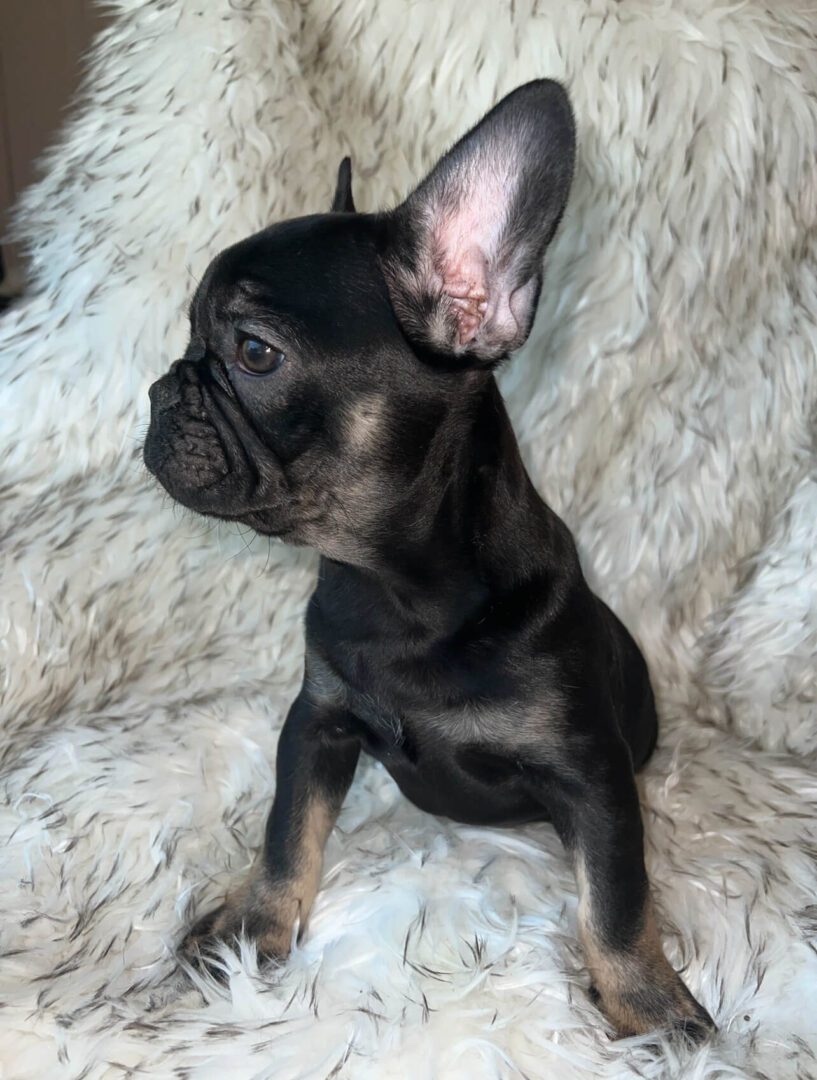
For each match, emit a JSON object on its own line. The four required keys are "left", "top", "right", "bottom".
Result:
{"left": 149, "top": 375, "right": 182, "bottom": 411}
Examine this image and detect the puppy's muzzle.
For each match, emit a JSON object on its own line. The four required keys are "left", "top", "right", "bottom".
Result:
{"left": 144, "top": 360, "right": 286, "bottom": 523}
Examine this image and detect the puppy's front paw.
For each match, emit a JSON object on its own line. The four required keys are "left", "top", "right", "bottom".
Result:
{"left": 178, "top": 871, "right": 297, "bottom": 977}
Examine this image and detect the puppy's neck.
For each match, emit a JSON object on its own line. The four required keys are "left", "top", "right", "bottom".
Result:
{"left": 316, "top": 377, "right": 549, "bottom": 616}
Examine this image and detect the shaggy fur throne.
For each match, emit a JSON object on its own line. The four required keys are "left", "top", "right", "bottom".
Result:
{"left": 1, "top": 1, "right": 816, "bottom": 1076}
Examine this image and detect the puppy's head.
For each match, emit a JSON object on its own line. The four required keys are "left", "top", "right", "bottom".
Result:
{"left": 144, "top": 80, "right": 574, "bottom": 560}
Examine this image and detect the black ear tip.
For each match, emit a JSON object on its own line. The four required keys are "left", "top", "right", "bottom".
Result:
{"left": 509, "top": 79, "right": 576, "bottom": 140}
{"left": 331, "top": 156, "right": 356, "bottom": 213}
{"left": 511, "top": 81, "right": 577, "bottom": 190}
{"left": 512, "top": 78, "right": 572, "bottom": 108}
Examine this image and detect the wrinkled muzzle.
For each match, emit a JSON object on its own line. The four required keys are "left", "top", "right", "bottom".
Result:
{"left": 143, "top": 360, "right": 285, "bottom": 521}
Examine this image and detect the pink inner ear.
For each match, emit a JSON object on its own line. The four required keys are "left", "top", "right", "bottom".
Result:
{"left": 442, "top": 245, "right": 489, "bottom": 346}
{"left": 432, "top": 167, "right": 512, "bottom": 348}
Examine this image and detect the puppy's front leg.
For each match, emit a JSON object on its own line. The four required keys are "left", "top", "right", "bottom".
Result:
{"left": 181, "top": 689, "right": 359, "bottom": 967}
{"left": 534, "top": 739, "right": 715, "bottom": 1041}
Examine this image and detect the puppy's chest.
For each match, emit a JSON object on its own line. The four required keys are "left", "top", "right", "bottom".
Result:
{"left": 306, "top": 638, "right": 543, "bottom": 761}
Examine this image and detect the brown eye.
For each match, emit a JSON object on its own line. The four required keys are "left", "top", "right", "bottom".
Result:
{"left": 238, "top": 337, "right": 285, "bottom": 374}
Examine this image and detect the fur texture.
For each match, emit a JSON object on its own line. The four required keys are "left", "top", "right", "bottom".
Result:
{"left": 1, "top": 0, "right": 816, "bottom": 1076}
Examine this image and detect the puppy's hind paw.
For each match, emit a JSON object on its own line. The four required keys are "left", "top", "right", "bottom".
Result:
{"left": 590, "top": 969, "right": 716, "bottom": 1045}
{"left": 669, "top": 1002, "right": 717, "bottom": 1048}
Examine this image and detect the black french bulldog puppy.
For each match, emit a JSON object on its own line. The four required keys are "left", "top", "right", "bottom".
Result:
{"left": 144, "top": 81, "right": 714, "bottom": 1040}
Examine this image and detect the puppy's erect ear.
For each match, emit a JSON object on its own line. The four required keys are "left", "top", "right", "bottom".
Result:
{"left": 331, "top": 156, "right": 356, "bottom": 213}
{"left": 383, "top": 80, "right": 575, "bottom": 365}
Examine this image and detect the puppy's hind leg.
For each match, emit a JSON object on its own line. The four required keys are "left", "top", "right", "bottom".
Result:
{"left": 527, "top": 737, "right": 715, "bottom": 1042}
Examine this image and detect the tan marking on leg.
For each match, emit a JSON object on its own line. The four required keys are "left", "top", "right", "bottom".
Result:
{"left": 188, "top": 797, "right": 335, "bottom": 961}
{"left": 575, "top": 855, "right": 713, "bottom": 1038}
{"left": 257, "top": 796, "right": 334, "bottom": 955}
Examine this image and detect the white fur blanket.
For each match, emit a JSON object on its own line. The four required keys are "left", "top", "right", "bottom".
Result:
{"left": 1, "top": 1, "right": 816, "bottom": 1076}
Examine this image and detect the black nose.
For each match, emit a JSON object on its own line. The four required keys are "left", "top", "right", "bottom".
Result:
{"left": 148, "top": 372, "right": 182, "bottom": 412}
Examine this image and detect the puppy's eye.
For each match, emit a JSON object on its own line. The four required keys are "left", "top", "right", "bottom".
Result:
{"left": 237, "top": 337, "right": 285, "bottom": 375}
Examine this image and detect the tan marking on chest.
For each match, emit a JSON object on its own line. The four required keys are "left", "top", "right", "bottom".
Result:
{"left": 421, "top": 695, "right": 566, "bottom": 754}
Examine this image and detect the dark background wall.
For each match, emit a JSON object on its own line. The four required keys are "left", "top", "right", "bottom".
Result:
{"left": 0, "top": 0, "right": 108, "bottom": 288}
